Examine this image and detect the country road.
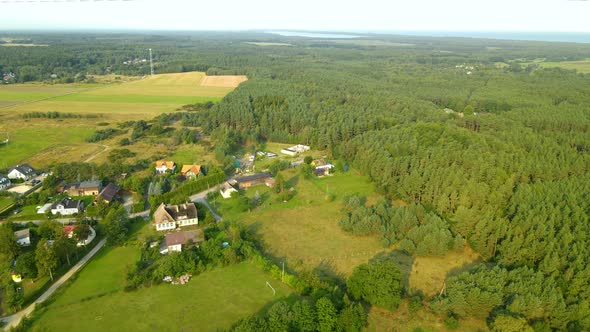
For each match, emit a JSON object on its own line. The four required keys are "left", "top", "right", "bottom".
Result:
{"left": 0, "top": 238, "right": 107, "bottom": 330}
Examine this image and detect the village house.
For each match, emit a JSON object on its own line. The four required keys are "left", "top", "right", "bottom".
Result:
{"left": 0, "top": 174, "right": 10, "bottom": 191}
{"left": 155, "top": 160, "right": 176, "bottom": 174}
{"left": 159, "top": 229, "right": 204, "bottom": 254}
{"left": 153, "top": 202, "right": 199, "bottom": 231}
{"left": 181, "top": 164, "right": 202, "bottom": 178}
{"left": 94, "top": 183, "right": 121, "bottom": 204}
{"left": 14, "top": 229, "right": 31, "bottom": 246}
{"left": 312, "top": 159, "right": 334, "bottom": 177}
{"left": 234, "top": 172, "right": 275, "bottom": 189}
{"left": 7, "top": 164, "right": 36, "bottom": 180}
{"left": 50, "top": 198, "right": 84, "bottom": 216}
{"left": 65, "top": 180, "right": 102, "bottom": 196}
{"left": 219, "top": 181, "right": 238, "bottom": 199}
{"left": 63, "top": 225, "right": 96, "bottom": 247}
{"left": 280, "top": 144, "right": 310, "bottom": 156}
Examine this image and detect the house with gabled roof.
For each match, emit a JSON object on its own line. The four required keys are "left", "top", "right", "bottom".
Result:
{"left": 7, "top": 164, "right": 36, "bottom": 180}
{"left": 153, "top": 202, "right": 198, "bottom": 231}
{"left": 95, "top": 183, "right": 121, "bottom": 204}
{"left": 14, "top": 229, "right": 31, "bottom": 246}
{"left": 65, "top": 180, "right": 102, "bottom": 196}
{"left": 50, "top": 198, "right": 84, "bottom": 215}
{"left": 155, "top": 160, "right": 176, "bottom": 174}
{"left": 181, "top": 164, "right": 202, "bottom": 178}
{"left": 159, "top": 229, "right": 204, "bottom": 254}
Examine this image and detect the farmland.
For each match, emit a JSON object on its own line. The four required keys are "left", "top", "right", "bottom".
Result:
{"left": 0, "top": 72, "right": 246, "bottom": 167}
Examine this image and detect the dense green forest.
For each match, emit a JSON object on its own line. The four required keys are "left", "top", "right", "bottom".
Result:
{"left": 2, "top": 32, "right": 590, "bottom": 329}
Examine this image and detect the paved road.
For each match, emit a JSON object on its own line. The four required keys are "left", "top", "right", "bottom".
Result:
{"left": 189, "top": 185, "right": 223, "bottom": 222}
{"left": 0, "top": 238, "right": 107, "bottom": 330}
{"left": 10, "top": 218, "right": 82, "bottom": 226}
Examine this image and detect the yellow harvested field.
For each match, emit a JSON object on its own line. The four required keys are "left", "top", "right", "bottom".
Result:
{"left": 200, "top": 75, "right": 248, "bottom": 88}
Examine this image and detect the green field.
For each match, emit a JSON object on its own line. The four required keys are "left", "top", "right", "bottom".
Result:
{"left": 29, "top": 243, "right": 293, "bottom": 332}
{"left": 0, "top": 72, "right": 246, "bottom": 167}
{"left": 519, "top": 58, "right": 590, "bottom": 73}
{"left": 0, "top": 125, "right": 94, "bottom": 168}
{"left": 0, "top": 196, "right": 14, "bottom": 213}
{"left": 539, "top": 60, "right": 590, "bottom": 73}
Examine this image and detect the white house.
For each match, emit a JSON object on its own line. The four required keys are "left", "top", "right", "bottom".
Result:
{"left": 219, "top": 182, "right": 238, "bottom": 199}
{"left": 155, "top": 160, "right": 176, "bottom": 174}
{"left": 50, "top": 198, "right": 84, "bottom": 216}
{"left": 7, "top": 164, "right": 36, "bottom": 180}
{"left": 153, "top": 202, "right": 198, "bottom": 231}
{"left": 0, "top": 174, "right": 10, "bottom": 191}
{"left": 14, "top": 229, "right": 31, "bottom": 246}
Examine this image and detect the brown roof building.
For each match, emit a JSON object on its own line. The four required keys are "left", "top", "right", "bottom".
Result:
{"left": 153, "top": 202, "right": 199, "bottom": 231}
{"left": 160, "top": 229, "right": 205, "bottom": 254}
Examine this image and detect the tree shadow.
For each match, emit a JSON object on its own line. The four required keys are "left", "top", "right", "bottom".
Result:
{"left": 444, "top": 257, "right": 484, "bottom": 280}
{"left": 313, "top": 259, "right": 347, "bottom": 286}
{"left": 287, "top": 174, "right": 300, "bottom": 188}
{"left": 370, "top": 249, "right": 414, "bottom": 292}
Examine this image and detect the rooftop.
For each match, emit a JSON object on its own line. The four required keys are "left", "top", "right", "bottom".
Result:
{"left": 234, "top": 172, "right": 273, "bottom": 183}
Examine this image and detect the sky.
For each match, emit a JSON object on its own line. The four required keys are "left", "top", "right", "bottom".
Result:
{"left": 0, "top": 0, "right": 589, "bottom": 32}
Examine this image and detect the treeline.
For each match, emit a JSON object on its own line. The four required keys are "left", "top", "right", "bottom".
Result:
{"left": 21, "top": 112, "right": 101, "bottom": 119}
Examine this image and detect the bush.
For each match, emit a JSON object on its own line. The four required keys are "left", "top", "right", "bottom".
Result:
{"left": 444, "top": 316, "right": 460, "bottom": 330}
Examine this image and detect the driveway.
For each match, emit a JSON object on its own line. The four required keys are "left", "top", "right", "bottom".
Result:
{"left": 0, "top": 238, "right": 107, "bottom": 330}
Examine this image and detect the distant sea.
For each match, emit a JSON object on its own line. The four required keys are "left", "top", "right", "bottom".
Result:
{"left": 267, "top": 30, "right": 590, "bottom": 44}
{"left": 375, "top": 31, "right": 590, "bottom": 44}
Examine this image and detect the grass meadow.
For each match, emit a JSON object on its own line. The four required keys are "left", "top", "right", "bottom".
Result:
{"left": 28, "top": 243, "right": 293, "bottom": 332}
{"left": 212, "top": 169, "right": 387, "bottom": 278}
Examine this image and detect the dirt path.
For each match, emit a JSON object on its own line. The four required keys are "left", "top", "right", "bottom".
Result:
{"left": 0, "top": 238, "right": 107, "bottom": 330}
{"left": 84, "top": 144, "right": 109, "bottom": 163}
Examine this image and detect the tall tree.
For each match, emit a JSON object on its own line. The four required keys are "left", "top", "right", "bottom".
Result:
{"left": 36, "top": 239, "right": 58, "bottom": 281}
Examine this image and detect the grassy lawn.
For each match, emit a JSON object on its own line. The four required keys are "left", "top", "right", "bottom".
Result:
{"left": 169, "top": 142, "right": 217, "bottom": 166}
{"left": 0, "top": 123, "right": 94, "bottom": 168}
{"left": 4, "top": 204, "right": 42, "bottom": 221}
{"left": 0, "top": 196, "right": 14, "bottom": 213}
{"left": 0, "top": 72, "right": 244, "bottom": 166}
{"left": 30, "top": 257, "right": 293, "bottom": 332}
